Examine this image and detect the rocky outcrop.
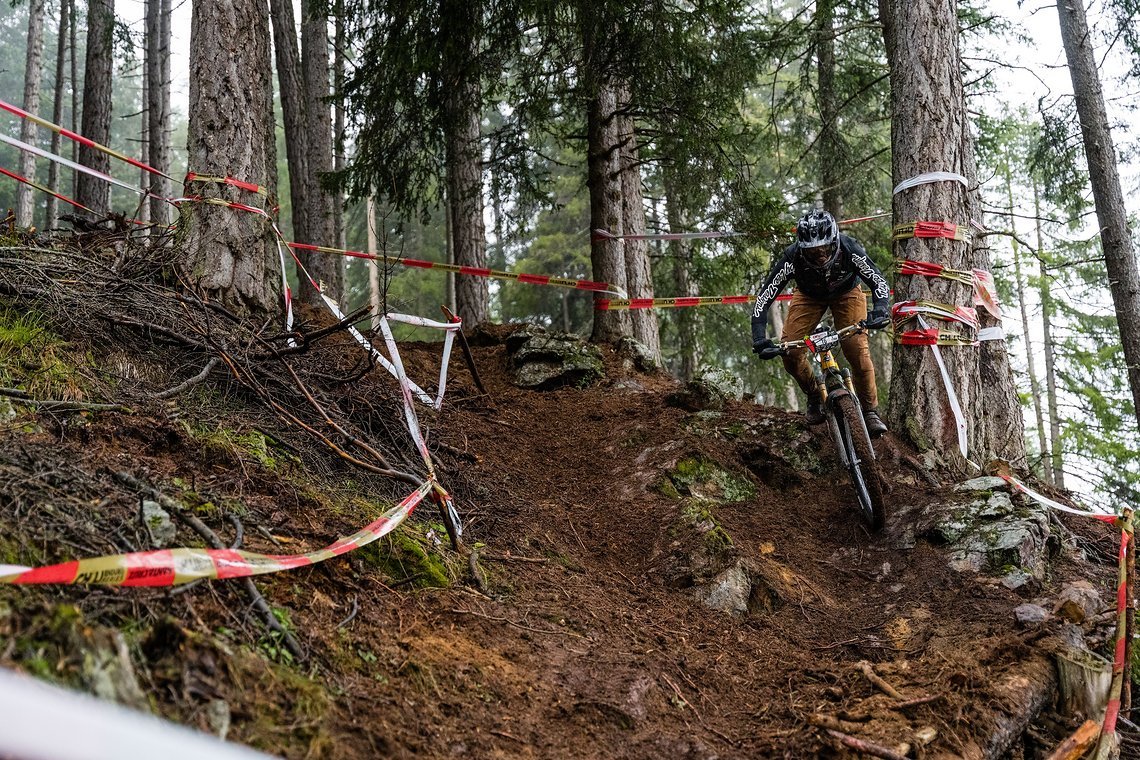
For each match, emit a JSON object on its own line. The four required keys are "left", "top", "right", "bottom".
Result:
{"left": 503, "top": 325, "right": 605, "bottom": 390}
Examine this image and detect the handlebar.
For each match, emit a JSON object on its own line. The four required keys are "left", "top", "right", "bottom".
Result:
{"left": 776, "top": 322, "right": 866, "bottom": 355}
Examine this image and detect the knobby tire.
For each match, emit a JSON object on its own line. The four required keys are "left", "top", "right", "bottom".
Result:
{"left": 832, "top": 393, "right": 887, "bottom": 530}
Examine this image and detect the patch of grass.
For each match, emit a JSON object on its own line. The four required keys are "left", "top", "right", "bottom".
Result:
{"left": 0, "top": 303, "right": 85, "bottom": 400}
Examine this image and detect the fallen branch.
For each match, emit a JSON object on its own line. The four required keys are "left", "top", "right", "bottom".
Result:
{"left": 1044, "top": 719, "right": 1100, "bottom": 760}
{"left": 858, "top": 660, "right": 904, "bottom": 700}
{"left": 154, "top": 357, "right": 219, "bottom": 399}
{"left": 889, "top": 692, "right": 944, "bottom": 710}
{"left": 807, "top": 713, "right": 865, "bottom": 733}
{"left": 825, "top": 729, "right": 909, "bottom": 760}
{"left": 0, "top": 388, "right": 131, "bottom": 413}
{"left": 480, "top": 553, "right": 549, "bottom": 564}
{"left": 114, "top": 471, "right": 306, "bottom": 662}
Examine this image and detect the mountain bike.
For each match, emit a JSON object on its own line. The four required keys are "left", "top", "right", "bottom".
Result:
{"left": 777, "top": 322, "right": 887, "bottom": 530}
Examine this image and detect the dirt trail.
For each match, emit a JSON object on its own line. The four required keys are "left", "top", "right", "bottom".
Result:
{"left": 0, "top": 321, "right": 1121, "bottom": 760}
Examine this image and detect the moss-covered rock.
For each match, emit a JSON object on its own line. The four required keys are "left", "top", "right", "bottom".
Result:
{"left": 668, "top": 455, "right": 756, "bottom": 503}
{"left": 504, "top": 326, "right": 605, "bottom": 390}
{"left": 365, "top": 525, "right": 452, "bottom": 589}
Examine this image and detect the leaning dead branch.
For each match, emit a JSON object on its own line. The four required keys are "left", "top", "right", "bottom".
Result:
{"left": 114, "top": 471, "right": 305, "bottom": 662}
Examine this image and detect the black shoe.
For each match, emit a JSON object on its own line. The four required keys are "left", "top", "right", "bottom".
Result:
{"left": 805, "top": 397, "right": 826, "bottom": 425}
{"left": 864, "top": 409, "right": 888, "bottom": 438}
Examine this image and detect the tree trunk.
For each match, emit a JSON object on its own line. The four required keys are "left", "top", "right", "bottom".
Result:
{"left": 182, "top": 0, "right": 279, "bottom": 316}
{"left": 1006, "top": 168, "right": 1049, "bottom": 479}
{"left": 76, "top": 0, "right": 114, "bottom": 214}
{"left": 816, "top": 0, "right": 843, "bottom": 218}
{"left": 586, "top": 82, "right": 630, "bottom": 342}
{"left": 1035, "top": 177, "right": 1063, "bottom": 488}
{"left": 879, "top": 0, "right": 1025, "bottom": 471}
{"left": 617, "top": 86, "right": 660, "bottom": 362}
{"left": 367, "top": 195, "right": 381, "bottom": 330}
{"left": 1056, "top": 0, "right": 1140, "bottom": 439}
{"left": 69, "top": 0, "right": 78, "bottom": 195}
{"left": 139, "top": 50, "right": 150, "bottom": 225}
{"left": 146, "top": 0, "right": 172, "bottom": 226}
{"left": 665, "top": 168, "right": 698, "bottom": 381}
{"left": 16, "top": 0, "right": 47, "bottom": 228}
{"left": 269, "top": 0, "right": 310, "bottom": 256}
{"left": 299, "top": 0, "right": 343, "bottom": 304}
{"left": 333, "top": 2, "right": 345, "bottom": 250}
{"left": 442, "top": 0, "right": 489, "bottom": 327}
{"left": 44, "top": 0, "right": 71, "bottom": 228}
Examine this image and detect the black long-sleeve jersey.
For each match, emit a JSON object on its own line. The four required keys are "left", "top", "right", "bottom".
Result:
{"left": 750, "top": 234, "right": 891, "bottom": 345}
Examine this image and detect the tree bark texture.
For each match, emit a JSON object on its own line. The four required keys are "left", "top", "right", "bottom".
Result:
{"left": 299, "top": 0, "right": 343, "bottom": 304}
{"left": 880, "top": 0, "right": 1025, "bottom": 471}
{"left": 44, "top": 0, "right": 72, "bottom": 228}
{"left": 182, "top": 0, "right": 279, "bottom": 316}
{"left": 1007, "top": 170, "right": 1048, "bottom": 476}
{"left": 367, "top": 195, "right": 382, "bottom": 330}
{"left": 146, "top": 0, "right": 172, "bottom": 225}
{"left": 16, "top": 0, "right": 47, "bottom": 227}
{"left": 586, "top": 83, "right": 631, "bottom": 342}
{"left": 617, "top": 86, "right": 660, "bottom": 362}
{"left": 442, "top": 0, "right": 489, "bottom": 327}
{"left": 269, "top": 0, "right": 309, "bottom": 249}
{"left": 666, "top": 190, "right": 699, "bottom": 382}
{"left": 1034, "top": 178, "right": 1063, "bottom": 488}
{"left": 77, "top": 0, "right": 114, "bottom": 214}
{"left": 816, "top": 0, "right": 843, "bottom": 218}
{"left": 1057, "top": 0, "right": 1140, "bottom": 440}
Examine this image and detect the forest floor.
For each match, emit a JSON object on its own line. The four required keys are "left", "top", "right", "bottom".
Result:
{"left": 0, "top": 240, "right": 1129, "bottom": 759}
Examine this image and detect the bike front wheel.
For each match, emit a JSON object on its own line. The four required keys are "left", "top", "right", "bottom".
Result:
{"left": 832, "top": 393, "right": 887, "bottom": 529}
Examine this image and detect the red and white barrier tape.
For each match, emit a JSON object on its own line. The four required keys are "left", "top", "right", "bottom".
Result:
{"left": 892, "top": 299, "right": 980, "bottom": 330}
{"left": 0, "top": 164, "right": 98, "bottom": 216}
{"left": 892, "top": 171, "right": 968, "bottom": 196}
{"left": 893, "top": 220, "right": 972, "bottom": 242}
{"left": 590, "top": 212, "right": 891, "bottom": 243}
{"left": 0, "top": 97, "right": 174, "bottom": 181}
{"left": 288, "top": 242, "right": 625, "bottom": 297}
{"left": 0, "top": 131, "right": 151, "bottom": 199}
{"left": 0, "top": 481, "right": 431, "bottom": 586}
{"left": 918, "top": 315, "right": 971, "bottom": 461}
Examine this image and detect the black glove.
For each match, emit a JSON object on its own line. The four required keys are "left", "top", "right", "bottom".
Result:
{"left": 752, "top": 338, "right": 781, "bottom": 360}
{"left": 864, "top": 308, "right": 891, "bottom": 330}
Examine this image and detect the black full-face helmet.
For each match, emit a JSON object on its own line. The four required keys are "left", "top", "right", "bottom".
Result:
{"left": 796, "top": 210, "right": 840, "bottom": 270}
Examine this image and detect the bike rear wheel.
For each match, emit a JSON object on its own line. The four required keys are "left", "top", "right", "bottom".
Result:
{"left": 832, "top": 393, "right": 887, "bottom": 529}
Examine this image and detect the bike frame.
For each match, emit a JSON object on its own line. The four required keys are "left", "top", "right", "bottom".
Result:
{"left": 787, "top": 323, "right": 876, "bottom": 465}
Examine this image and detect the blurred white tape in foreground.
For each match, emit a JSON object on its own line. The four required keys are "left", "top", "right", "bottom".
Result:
{"left": 0, "top": 666, "right": 277, "bottom": 760}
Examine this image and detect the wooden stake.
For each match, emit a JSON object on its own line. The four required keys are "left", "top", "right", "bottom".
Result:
{"left": 441, "top": 305, "right": 487, "bottom": 396}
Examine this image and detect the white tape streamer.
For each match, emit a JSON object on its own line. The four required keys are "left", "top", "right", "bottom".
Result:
{"left": 892, "top": 171, "right": 968, "bottom": 196}
{"left": 0, "top": 666, "right": 278, "bottom": 760}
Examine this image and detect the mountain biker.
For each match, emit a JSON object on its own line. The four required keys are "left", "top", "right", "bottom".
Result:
{"left": 750, "top": 209, "right": 891, "bottom": 437}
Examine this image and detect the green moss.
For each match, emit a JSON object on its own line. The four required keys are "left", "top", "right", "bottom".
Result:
{"left": 669, "top": 456, "right": 757, "bottom": 503}
{"left": 657, "top": 477, "right": 682, "bottom": 500}
{"left": 679, "top": 499, "right": 734, "bottom": 554}
{"left": 0, "top": 303, "right": 85, "bottom": 400}
{"left": 239, "top": 650, "right": 332, "bottom": 757}
{"left": 365, "top": 526, "right": 452, "bottom": 589}
{"left": 187, "top": 424, "right": 282, "bottom": 471}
